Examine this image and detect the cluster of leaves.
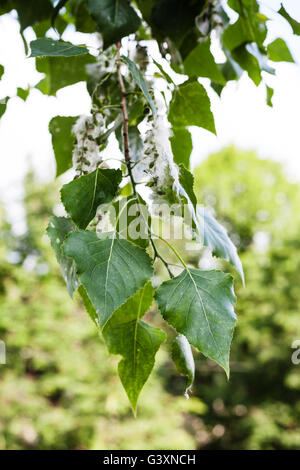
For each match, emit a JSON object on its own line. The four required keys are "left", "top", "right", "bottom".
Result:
{"left": 0, "top": 0, "right": 298, "bottom": 411}
{"left": 178, "top": 148, "right": 300, "bottom": 449}
{"left": 0, "top": 176, "right": 198, "bottom": 450}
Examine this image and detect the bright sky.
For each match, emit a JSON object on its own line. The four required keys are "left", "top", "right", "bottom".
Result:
{"left": 0, "top": 0, "right": 299, "bottom": 233}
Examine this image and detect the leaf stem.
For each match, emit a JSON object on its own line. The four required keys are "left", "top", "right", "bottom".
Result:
{"left": 153, "top": 234, "right": 187, "bottom": 269}
{"left": 150, "top": 238, "right": 174, "bottom": 278}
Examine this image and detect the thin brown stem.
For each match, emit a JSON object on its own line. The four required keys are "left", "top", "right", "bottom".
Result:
{"left": 116, "top": 41, "right": 173, "bottom": 278}
{"left": 116, "top": 41, "right": 136, "bottom": 195}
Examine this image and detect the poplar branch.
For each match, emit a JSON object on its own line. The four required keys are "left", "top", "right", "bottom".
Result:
{"left": 116, "top": 41, "right": 173, "bottom": 278}
{"left": 116, "top": 41, "right": 136, "bottom": 196}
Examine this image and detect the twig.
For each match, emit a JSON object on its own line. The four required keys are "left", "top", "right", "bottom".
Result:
{"left": 116, "top": 41, "right": 173, "bottom": 278}
{"left": 116, "top": 41, "right": 138, "bottom": 196}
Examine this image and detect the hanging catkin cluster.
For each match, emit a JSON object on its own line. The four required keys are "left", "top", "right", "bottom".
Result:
{"left": 72, "top": 110, "right": 108, "bottom": 176}
{"left": 143, "top": 114, "right": 181, "bottom": 207}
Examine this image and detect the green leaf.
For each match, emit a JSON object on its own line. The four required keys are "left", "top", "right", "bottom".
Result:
{"left": 178, "top": 164, "right": 198, "bottom": 209}
{"left": 172, "top": 334, "right": 195, "bottom": 397}
{"left": 0, "top": 0, "right": 54, "bottom": 32}
{"left": 266, "top": 85, "right": 274, "bottom": 107}
{"left": 246, "top": 43, "right": 275, "bottom": 75}
{"left": 136, "top": 0, "right": 202, "bottom": 55}
{"left": 231, "top": 44, "right": 262, "bottom": 86}
{"left": 169, "top": 80, "right": 216, "bottom": 135}
{"left": 32, "top": 16, "right": 68, "bottom": 38}
{"left": 0, "top": 65, "right": 4, "bottom": 80}
{"left": 199, "top": 208, "right": 245, "bottom": 284}
{"left": 17, "top": 87, "right": 30, "bottom": 101}
{"left": 87, "top": 0, "right": 140, "bottom": 49}
{"left": 184, "top": 38, "right": 225, "bottom": 85}
{"left": 78, "top": 285, "right": 99, "bottom": 328}
{"left": 103, "top": 281, "right": 165, "bottom": 412}
{"left": 121, "top": 56, "right": 157, "bottom": 116}
{"left": 62, "top": 230, "right": 153, "bottom": 326}
{"left": 278, "top": 4, "right": 300, "bottom": 35}
{"left": 30, "top": 38, "right": 89, "bottom": 57}
{"left": 156, "top": 268, "right": 237, "bottom": 376}
{"left": 223, "top": 0, "right": 267, "bottom": 51}
{"left": 170, "top": 127, "right": 192, "bottom": 169}
{"left": 61, "top": 168, "right": 122, "bottom": 229}
{"left": 114, "top": 195, "right": 150, "bottom": 249}
{"left": 267, "top": 38, "right": 294, "bottom": 63}
{"left": 35, "top": 54, "right": 95, "bottom": 95}
{"left": 46, "top": 216, "right": 79, "bottom": 297}
{"left": 51, "top": 0, "right": 69, "bottom": 28}
{"left": 0, "top": 97, "right": 9, "bottom": 119}
{"left": 67, "top": 0, "right": 98, "bottom": 33}
{"left": 152, "top": 58, "right": 174, "bottom": 85}
{"left": 49, "top": 116, "right": 77, "bottom": 177}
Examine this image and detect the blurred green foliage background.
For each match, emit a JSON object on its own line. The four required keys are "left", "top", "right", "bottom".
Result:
{"left": 1, "top": 147, "right": 300, "bottom": 450}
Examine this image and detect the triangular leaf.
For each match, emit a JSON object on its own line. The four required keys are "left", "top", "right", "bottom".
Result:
{"left": 103, "top": 282, "right": 165, "bottom": 412}
{"left": 17, "top": 87, "right": 30, "bottom": 101}
{"left": 49, "top": 116, "right": 78, "bottom": 177}
{"left": 46, "top": 216, "right": 79, "bottom": 297}
{"left": 267, "top": 38, "right": 294, "bottom": 63}
{"left": 169, "top": 80, "right": 216, "bottom": 135}
{"left": 172, "top": 334, "right": 195, "bottom": 397}
{"left": 62, "top": 230, "right": 153, "bottom": 326}
{"left": 156, "top": 268, "right": 237, "bottom": 376}
{"left": 87, "top": 0, "right": 140, "bottom": 49}
{"left": 61, "top": 168, "right": 122, "bottom": 229}
{"left": 184, "top": 38, "right": 225, "bottom": 85}
{"left": 30, "top": 38, "right": 89, "bottom": 57}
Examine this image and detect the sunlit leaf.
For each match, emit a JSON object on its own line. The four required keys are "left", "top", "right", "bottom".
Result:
{"left": 184, "top": 38, "right": 225, "bottom": 85}
{"left": 267, "top": 38, "right": 294, "bottom": 63}
{"left": 169, "top": 80, "right": 216, "bottom": 135}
